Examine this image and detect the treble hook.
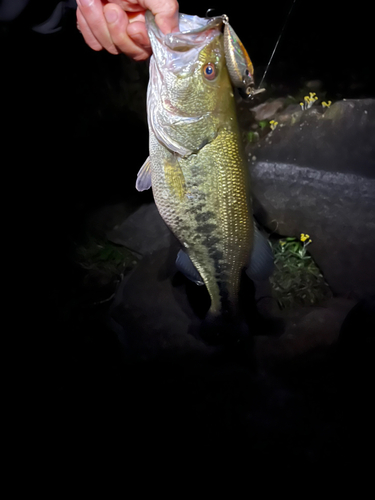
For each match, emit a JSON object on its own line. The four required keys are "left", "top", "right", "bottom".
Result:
{"left": 205, "top": 8, "right": 217, "bottom": 18}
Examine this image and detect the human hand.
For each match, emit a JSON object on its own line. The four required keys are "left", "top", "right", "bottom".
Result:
{"left": 76, "top": 0, "right": 179, "bottom": 61}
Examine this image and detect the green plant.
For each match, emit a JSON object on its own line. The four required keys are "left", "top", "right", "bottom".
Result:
{"left": 269, "top": 234, "right": 332, "bottom": 309}
{"left": 247, "top": 131, "right": 259, "bottom": 143}
{"left": 74, "top": 236, "right": 138, "bottom": 276}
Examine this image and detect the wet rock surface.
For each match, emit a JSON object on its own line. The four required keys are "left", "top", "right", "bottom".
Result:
{"left": 250, "top": 98, "right": 286, "bottom": 122}
{"left": 107, "top": 202, "right": 172, "bottom": 255}
{"left": 250, "top": 99, "right": 375, "bottom": 177}
{"left": 248, "top": 99, "right": 375, "bottom": 297}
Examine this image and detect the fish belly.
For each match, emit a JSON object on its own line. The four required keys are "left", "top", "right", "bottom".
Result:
{"left": 150, "top": 127, "right": 253, "bottom": 317}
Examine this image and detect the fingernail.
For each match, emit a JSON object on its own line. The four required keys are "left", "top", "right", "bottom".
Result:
{"left": 104, "top": 8, "right": 118, "bottom": 24}
{"left": 78, "top": 0, "right": 93, "bottom": 6}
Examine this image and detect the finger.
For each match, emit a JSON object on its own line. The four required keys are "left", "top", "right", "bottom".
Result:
{"left": 124, "top": 11, "right": 150, "bottom": 47}
{"left": 103, "top": 5, "right": 151, "bottom": 61}
{"left": 126, "top": 20, "right": 150, "bottom": 50}
{"left": 147, "top": 0, "right": 179, "bottom": 34}
{"left": 113, "top": 0, "right": 179, "bottom": 34}
{"left": 76, "top": 0, "right": 120, "bottom": 55}
{"left": 76, "top": 7, "right": 103, "bottom": 52}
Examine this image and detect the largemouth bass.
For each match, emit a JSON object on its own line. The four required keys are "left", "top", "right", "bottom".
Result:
{"left": 137, "top": 11, "right": 271, "bottom": 334}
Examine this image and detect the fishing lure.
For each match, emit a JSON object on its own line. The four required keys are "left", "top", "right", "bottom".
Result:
{"left": 219, "top": 0, "right": 297, "bottom": 97}
{"left": 222, "top": 15, "right": 265, "bottom": 98}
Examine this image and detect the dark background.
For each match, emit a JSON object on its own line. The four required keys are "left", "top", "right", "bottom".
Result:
{"left": 3, "top": 0, "right": 373, "bottom": 478}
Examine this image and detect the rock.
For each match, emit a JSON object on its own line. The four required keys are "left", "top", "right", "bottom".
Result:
{"left": 249, "top": 99, "right": 375, "bottom": 298}
{"left": 276, "top": 103, "right": 324, "bottom": 125}
{"left": 85, "top": 202, "right": 138, "bottom": 237}
{"left": 276, "top": 104, "right": 303, "bottom": 124}
{"left": 255, "top": 298, "right": 357, "bottom": 373}
{"left": 251, "top": 98, "right": 286, "bottom": 122}
{"left": 334, "top": 296, "right": 375, "bottom": 386}
{"left": 107, "top": 202, "right": 172, "bottom": 256}
{"left": 108, "top": 246, "right": 215, "bottom": 361}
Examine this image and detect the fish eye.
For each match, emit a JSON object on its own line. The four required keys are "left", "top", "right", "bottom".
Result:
{"left": 203, "top": 63, "right": 217, "bottom": 80}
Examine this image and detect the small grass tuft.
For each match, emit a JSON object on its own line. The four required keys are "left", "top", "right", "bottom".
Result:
{"left": 269, "top": 234, "right": 332, "bottom": 310}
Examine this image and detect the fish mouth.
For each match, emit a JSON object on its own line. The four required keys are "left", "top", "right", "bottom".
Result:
{"left": 146, "top": 11, "right": 224, "bottom": 77}
{"left": 146, "top": 10, "right": 224, "bottom": 50}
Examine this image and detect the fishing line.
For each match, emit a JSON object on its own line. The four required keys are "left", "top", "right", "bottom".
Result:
{"left": 258, "top": 0, "right": 297, "bottom": 89}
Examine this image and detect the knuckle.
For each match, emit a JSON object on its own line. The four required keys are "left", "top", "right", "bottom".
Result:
{"left": 162, "top": 2, "right": 178, "bottom": 18}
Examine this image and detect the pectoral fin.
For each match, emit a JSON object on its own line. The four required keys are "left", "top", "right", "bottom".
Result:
{"left": 136, "top": 157, "right": 152, "bottom": 192}
{"left": 164, "top": 158, "right": 187, "bottom": 200}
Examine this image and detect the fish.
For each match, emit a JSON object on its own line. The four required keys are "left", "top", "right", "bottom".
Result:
{"left": 136, "top": 11, "right": 272, "bottom": 338}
